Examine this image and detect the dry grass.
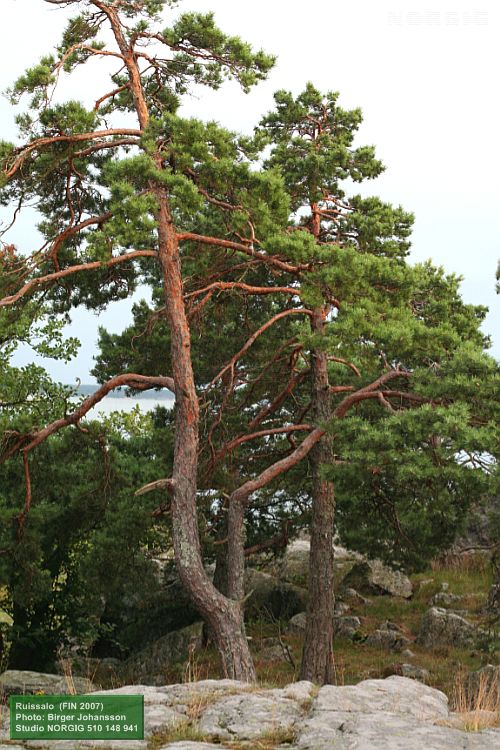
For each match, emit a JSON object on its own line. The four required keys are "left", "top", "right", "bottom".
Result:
{"left": 450, "top": 667, "right": 500, "bottom": 731}
{"left": 432, "top": 551, "right": 491, "bottom": 575}
{"left": 148, "top": 718, "right": 209, "bottom": 747}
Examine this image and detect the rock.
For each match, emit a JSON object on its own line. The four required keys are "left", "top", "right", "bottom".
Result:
{"left": 256, "top": 643, "right": 287, "bottom": 662}
{"left": 343, "top": 587, "right": 371, "bottom": 606}
{"left": 334, "top": 616, "right": 361, "bottom": 640}
{"left": 295, "top": 711, "right": 496, "bottom": 749}
{"left": 402, "top": 648, "right": 415, "bottom": 658}
{"left": 57, "top": 655, "right": 123, "bottom": 684}
{"left": 289, "top": 611, "right": 307, "bottom": 633}
{"left": 416, "top": 607, "right": 481, "bottom": 649}
{"left": 0, "top": 670, "right": 95, "bottom": 696}
{"left": 365, "top": 628, "right": 411, "bottom": 652}
{"left": 244, "top": 568, "right": 308, "bottom": 620}
{"left": 314, "top": 675, "right": 448, "bottom": 720}
{"left": 123, "top": 622, "right": 204, "bottom": 684}
{"left": 431, "top": 591, "right": 463, "bottom": 606}
{"left": 453, "top": 495, "right": 500, "bottom": 552}
{"left": 334, "top": 601, "right": 350, "bottom": 616}
{"left": 282, "top": 680, "right": 316, "bottom": 702}
{"left": 3, "top": 677, "right": 499, "bottom": 750}
{"left": 342, "top": 560, "right": 413, "bottom": 598}
{"left": 276, "top": 538, "right": 362, "bottom": 588}
{"left": 198, "top": 691, "right": 301, "bottom": 740}
{"left": 384, "top": 663, "right": 430, "bottom": 682}
{"left": 289, "top": 612, "right": 361, "bottom": 640}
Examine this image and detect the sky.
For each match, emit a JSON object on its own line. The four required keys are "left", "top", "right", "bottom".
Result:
{"left": 1, "top": 0, "right": 499, "bottom": 384}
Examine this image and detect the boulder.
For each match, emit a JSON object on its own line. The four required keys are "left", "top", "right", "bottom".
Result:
{"left": 289, "top": 611, "right": 307, "bottom": 633}
{"left": 416, "top": 607, "right": 481, "bottom": 649}
{"left": 384, "top": 663, "right": 430, "bottom": 682}
{"left": 244, "top": 568, "right": 307, "bottom": 620}
{"left": 342, "top": 560, "right": 413, "bottom": 598}
{"left": 0, "top": 669, "right": 94, "bottom": 696}
{"left": 365, "top": 627, "right": 411, "bottom": 652}
{"left": 334, "top": 601, "right": 350, "bottom": 616}
{"left": 122, "top": 622, "right": 203, "bottom": 684}
{"left": 342, "top": 587, "right": 371, "bottom": 606}
{"left": 431, "top": 591, "right": 464, "bottom": 607}
{"left": 334, "top": 616, "right": 361, "bottom": 640}
{"left": 276, "top": 538, "right": 362, "bottom": 588}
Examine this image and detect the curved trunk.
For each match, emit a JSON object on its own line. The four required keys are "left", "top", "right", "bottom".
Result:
{"left": 156, "top": 197, "right": 256, "bottom": 682}
{"left": 103, "top": 4, "right": 256, "bottom": 682}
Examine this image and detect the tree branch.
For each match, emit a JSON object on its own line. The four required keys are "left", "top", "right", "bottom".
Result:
{"left": 231, "top": 427, "right": 325, "bottom": 504}
{"left": 333, "top": 370, "right": 412, "bottom": 418}
{"left": 16, "top": 374, "right": 175, "bottom": 456}
{"left": 177, "top": 232, "right": 310, "bottom": 274}
{"left": 0, "top": 250, "right": 156, "bottom": 307}
{"left": 185, "top": 281, "right": 300, "bottom": 299}
{"left": 208, "top": 309, "right": 312, "bottom": 388}
{"left": 3, "top": 129, "right": 142, "bottom": 179}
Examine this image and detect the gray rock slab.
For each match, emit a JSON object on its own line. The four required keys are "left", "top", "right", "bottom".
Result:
{"left": 294, "top": 710, "right": 499, "bottom": 750}
{"left": 0, "top": 671, "right": 94, "bottom": 697}
{"left": 158, "top": 744, "right": 222, "bottom": 750}
{"left": 315, "top": 676, "right": 449, "bottom": 721}
{"left": 198, "top": 692, "right": 301, "bottom": 740}
{"left": 25, "top": 742, "right": 147, "bottom": 750}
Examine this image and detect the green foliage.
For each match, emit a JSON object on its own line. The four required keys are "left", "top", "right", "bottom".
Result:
{"left": 162, "top": 12, "right": 275, "bottom": 92}
{"left": 0, "top": 412, "right": 174, "bottom": 668}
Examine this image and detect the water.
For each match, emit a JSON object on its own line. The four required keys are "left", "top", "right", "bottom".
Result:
{"left": 84, "top": 396, "right": 174, "bottom": 418}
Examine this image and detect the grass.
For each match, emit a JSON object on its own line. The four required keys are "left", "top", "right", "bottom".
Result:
{"left": 448, "top": 666, "right": 500, "bottom": 731}
{"left": 148, "top": 718, "right": 211, "bottom": 747}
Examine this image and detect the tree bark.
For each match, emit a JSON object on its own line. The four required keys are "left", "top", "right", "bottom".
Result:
{"left": 101, "top": 2, "right": 256, "bottom": 682}
{"left": 300, "top": 210, "right": 337, "bottom": 683}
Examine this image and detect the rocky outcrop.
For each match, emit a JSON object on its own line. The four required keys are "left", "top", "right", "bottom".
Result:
{"left": 1, "top": 676, "right": 498, "bottom": 749}
{"left": 274, "top": 538, "right": 362, "bottom": 588}
{"left": 417, "top": 607, "right": 482, "bottom": 649}
{"left": 342, "top": 559, "right": 413, "bottom": 598}
{"left": 365, "top": 621, "right": 412, "bottom": 652}
{"left": 0, "top": 670, "right": 95, "bottom": 697}
{"left": 244, "top": 568, "right": 308, "bottom": 620}
{"left": 122, "top": 622, "right": 204, "bottom": 684}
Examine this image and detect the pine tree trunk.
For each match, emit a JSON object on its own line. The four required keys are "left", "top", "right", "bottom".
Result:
{"left": 157, "top": 203, "right": 256, "bottom": 682}
{"left": 104, "top": 3, "right": 256, "bottom": 682}
{"left": 300, "top": 308, "right": 336, "bottom": 684}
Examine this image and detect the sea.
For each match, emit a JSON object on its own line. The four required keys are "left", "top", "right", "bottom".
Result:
{"left": 73, "top": 384, "right": 174, "bottom": 418}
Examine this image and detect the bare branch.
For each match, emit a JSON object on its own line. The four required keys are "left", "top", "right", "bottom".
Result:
{"left": 185, "top": 281, "right": 300, "bottom": 299}
{"left": 17, "top": 374, "right": 175, "bottom": 456}
{"left": 208, "top": 309, "right": 312, "bottom": 388}
{"left": 135, "top": 477, "right": 175, "bottom": 496}
{"left": 231, "top": 427, "right": 325, "bottom": 504}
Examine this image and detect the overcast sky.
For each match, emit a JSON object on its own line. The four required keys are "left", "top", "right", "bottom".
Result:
{"left": 2, "top": 0, "right": 499, "bottom": 383}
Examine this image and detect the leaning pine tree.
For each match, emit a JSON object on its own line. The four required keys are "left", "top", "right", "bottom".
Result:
{"left": 1, "top": 1, "right": 497, "bottom": 683}
{"left": 0, "top": 0, "right": 326, "bottom": 680}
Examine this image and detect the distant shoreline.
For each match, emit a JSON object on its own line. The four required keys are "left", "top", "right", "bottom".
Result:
{"left": 70, "top": 384, "right": 174, "bottom": 401}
